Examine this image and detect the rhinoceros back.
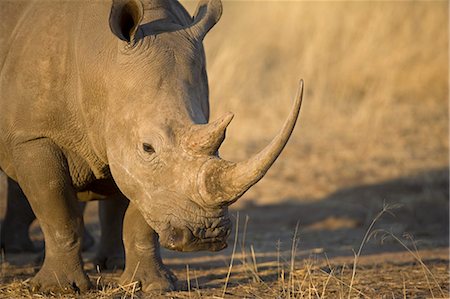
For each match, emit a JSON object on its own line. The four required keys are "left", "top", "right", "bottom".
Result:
{"left": 0, "top": 1, "right": 30, "bottom": 67}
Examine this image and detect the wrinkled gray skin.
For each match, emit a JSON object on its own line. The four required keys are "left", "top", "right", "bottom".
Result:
{"left": 0, "top": 0, "right": 303, "bottom": 293}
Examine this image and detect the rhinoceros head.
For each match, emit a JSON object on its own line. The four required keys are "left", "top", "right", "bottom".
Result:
{"left": 104, "top": 0, "right": 304, "bottom": 252}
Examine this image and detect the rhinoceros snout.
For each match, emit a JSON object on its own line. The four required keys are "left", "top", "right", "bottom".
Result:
{"left": 159, "top": 220, "right": 231, "bottom": 252}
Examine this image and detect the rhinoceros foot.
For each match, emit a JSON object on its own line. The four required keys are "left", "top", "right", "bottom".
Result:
{"left": 120, "top": 261, "right": 177, "bottom": 293}
{"left": 30, "top": 256, "right": 92, "bottom": 293}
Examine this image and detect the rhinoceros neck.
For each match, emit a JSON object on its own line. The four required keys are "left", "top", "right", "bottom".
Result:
{"left": 70, "top": 2, "right": 120, "bottom": 173}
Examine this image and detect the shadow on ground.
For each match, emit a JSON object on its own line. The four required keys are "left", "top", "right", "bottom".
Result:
{"left": 162, "top": 167, "right": 449, "bottom": 269}
{"left": 157, "top": 167, "right": 449, "bottom": 291}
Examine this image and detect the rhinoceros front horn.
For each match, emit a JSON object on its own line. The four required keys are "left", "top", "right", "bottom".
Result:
{"left": 198, "top": 80, "right": 304, "bottom": 206}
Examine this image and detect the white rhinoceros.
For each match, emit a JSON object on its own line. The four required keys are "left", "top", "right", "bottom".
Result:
{"left": 0, "top": 0, "right": 303, "bottom": 293}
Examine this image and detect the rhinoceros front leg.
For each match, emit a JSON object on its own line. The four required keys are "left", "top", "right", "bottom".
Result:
{"left": 13, "top": 139, "right": 91, "bottom": 292}
{"left": 1, "top": 178, "right": 94, "bottom": 254}
{"left": 120, "top": 203, "right": 176, "bottom": 292}
{"left": 94, "top": 194, "right": 128, "bottom": 271}
{"left": 0, "top": 177, "right": 39, "bottom": 253}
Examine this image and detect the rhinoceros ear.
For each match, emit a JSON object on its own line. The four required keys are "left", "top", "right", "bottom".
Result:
{"left": 109, "top": 0, "right": 144, "bottom": 43}
{"left": 190, "top": 0, "right": 222, "bottom": 41}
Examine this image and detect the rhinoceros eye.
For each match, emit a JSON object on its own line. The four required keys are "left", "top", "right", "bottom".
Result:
{"left": 142, "top": 143, "right": 155, "bottom": 154}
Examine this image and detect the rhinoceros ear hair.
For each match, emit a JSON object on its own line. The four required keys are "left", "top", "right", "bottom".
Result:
{"left": 109, "top": 0, "right": 144, "bottom": 43}
{"left": 190, "top": 0, "right": 222, "bottom": 41}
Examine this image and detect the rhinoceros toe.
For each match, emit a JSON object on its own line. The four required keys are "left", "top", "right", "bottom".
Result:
{"left": 29, "top": 263, "right": 92, "bottom": 294}
{"left": 120, "top": 263, "right": 177, "bottom": 293}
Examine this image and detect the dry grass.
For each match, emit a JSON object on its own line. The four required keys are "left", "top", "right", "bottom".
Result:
{"left": 1, "top": 209, "right": 448, "bottom": 299}
{"left": 1, "top": 0, "right": 449, "bottom": 298}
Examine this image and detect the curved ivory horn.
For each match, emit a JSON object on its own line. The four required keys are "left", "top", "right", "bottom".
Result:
{"left": 186, "top": 112, "right": 234, "bottom": 155}
{"left": 199, "top": 80, "right": 304, "bottom": 206}
{"left": 189, "top": 0, "right": 222, "bottom": 41}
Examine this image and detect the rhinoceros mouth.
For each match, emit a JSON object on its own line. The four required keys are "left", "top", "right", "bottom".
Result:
{"left": 158, "top": 217, "right": 231, "bottom": 252}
